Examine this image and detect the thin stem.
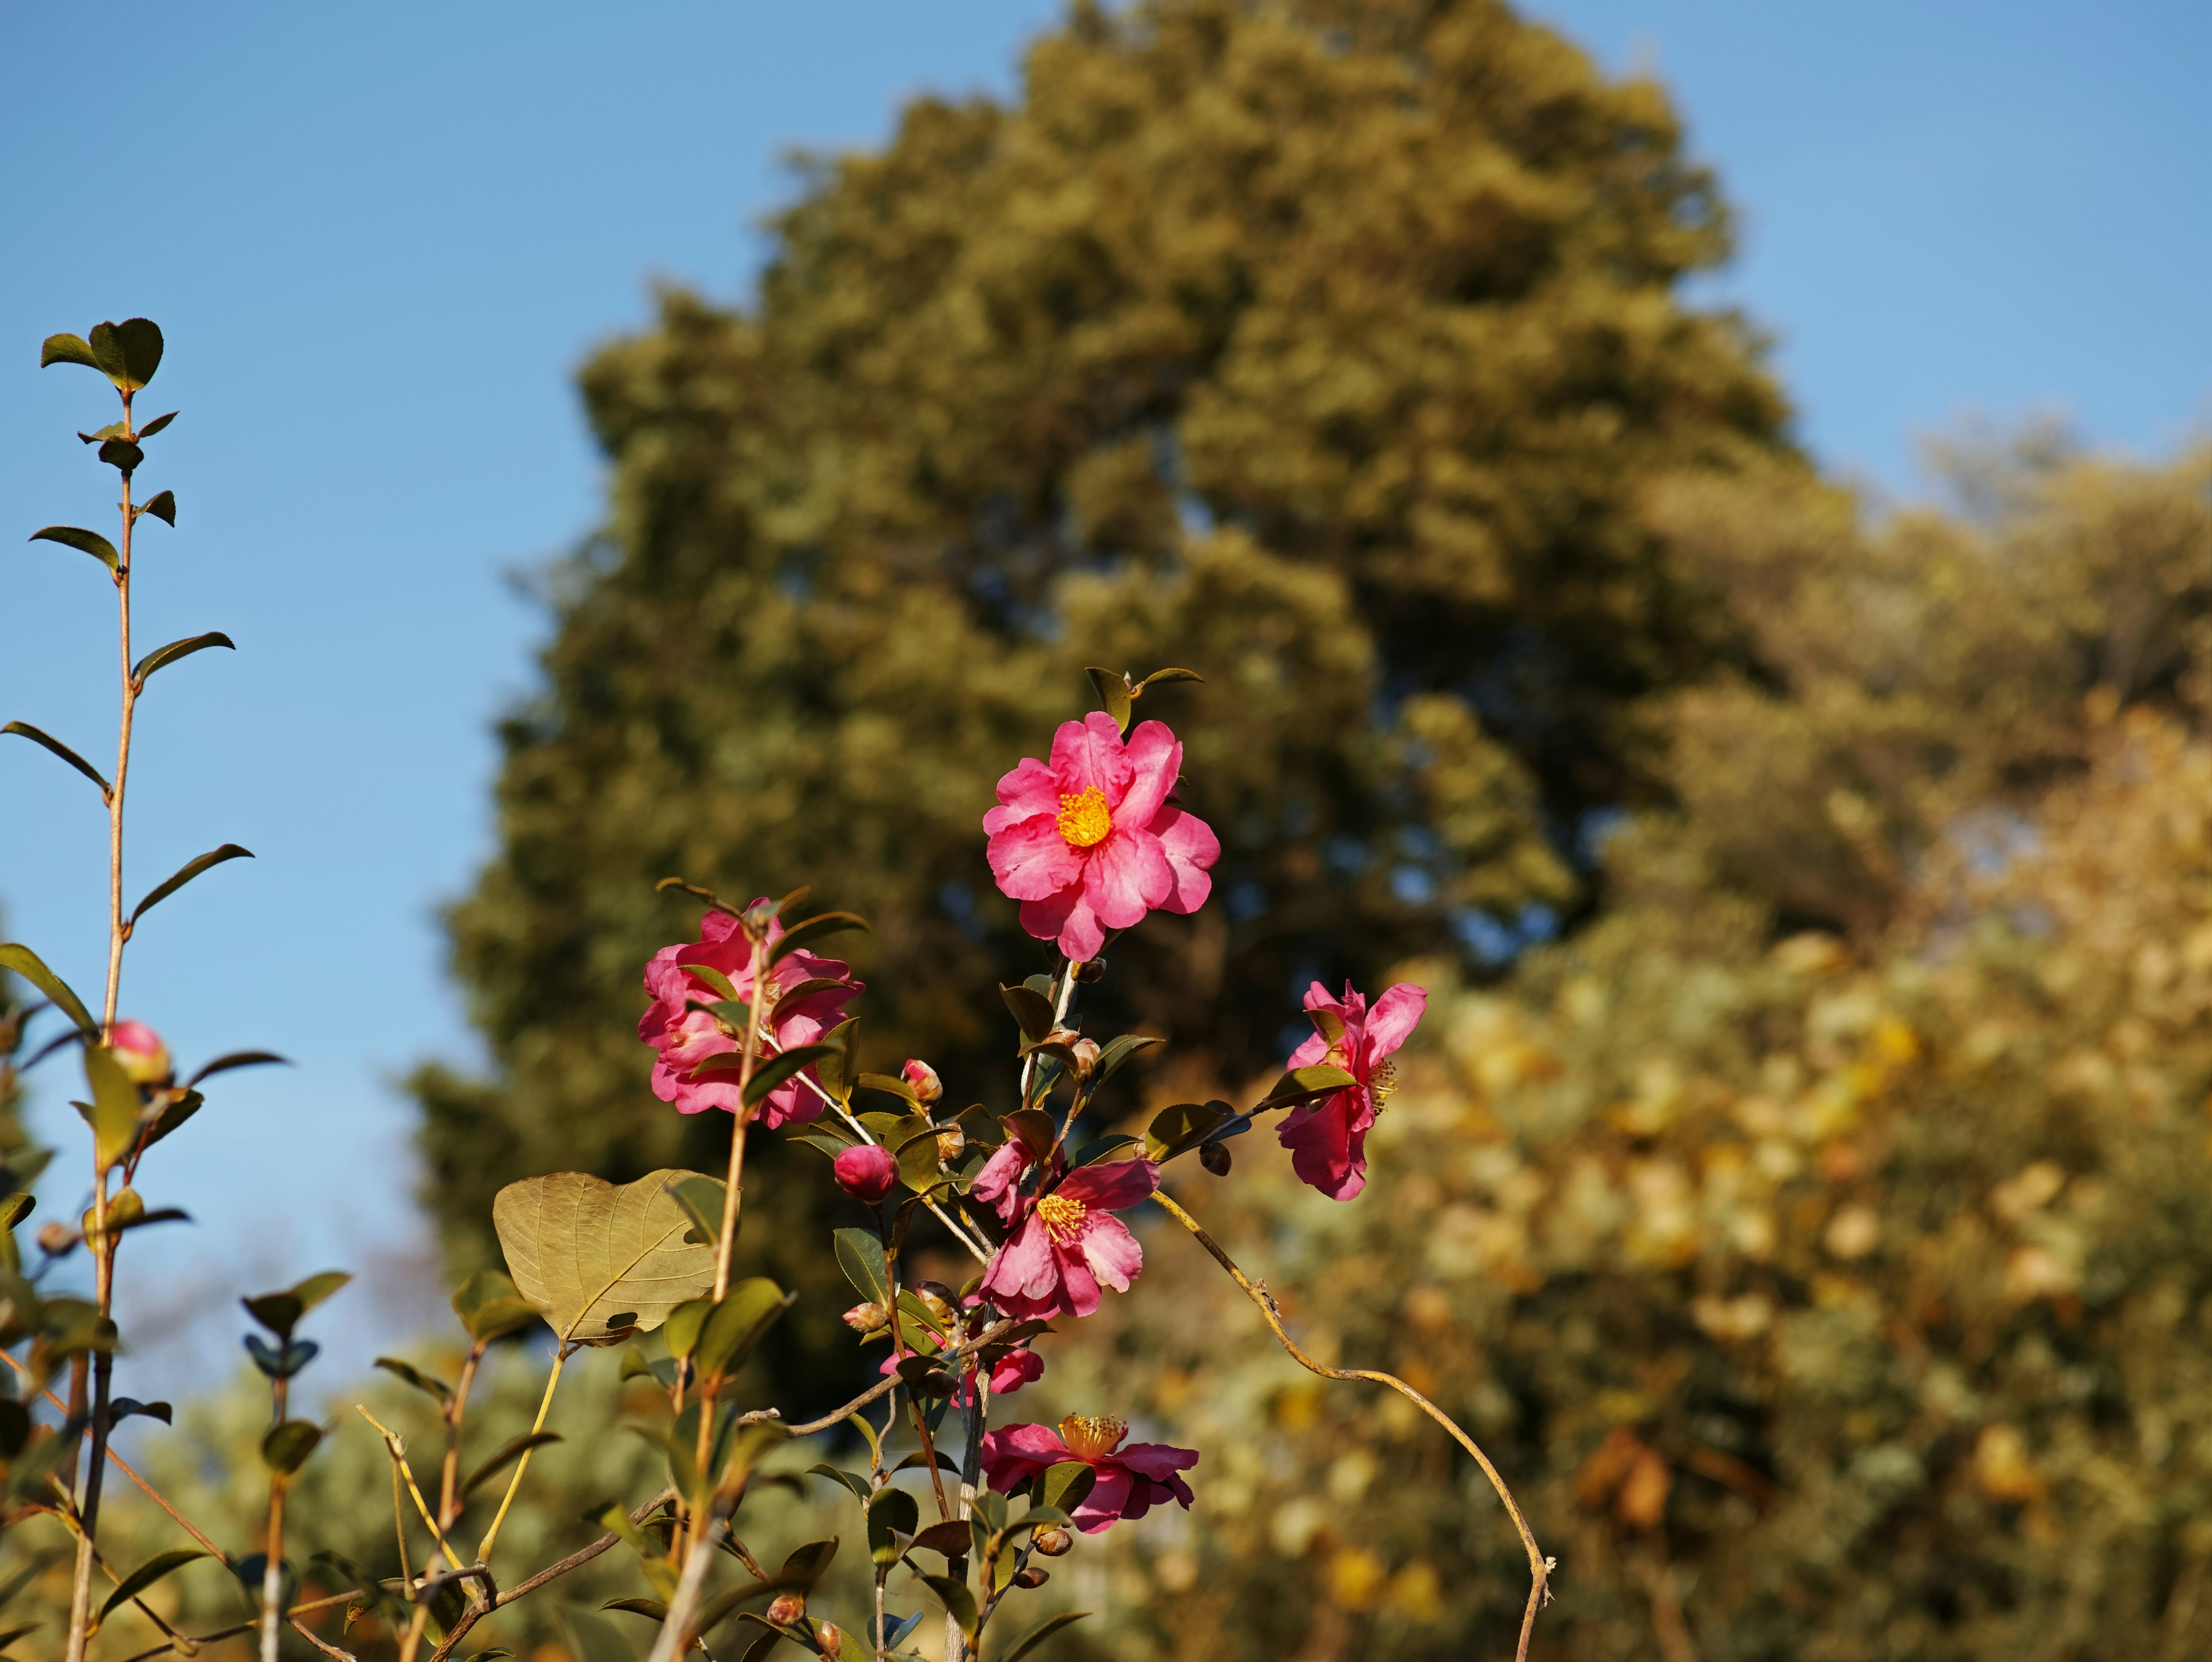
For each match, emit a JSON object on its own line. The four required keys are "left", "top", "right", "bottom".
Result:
{"left": 438, "top": 1339, "right": 486, "bottom": 1532}
{"left": 714, "top": 932, "right": 767, "bottom": 1302}
{"left": 783, "top": 1319, "right": 1018, "bottom": 1437}
{"left": 1017, "top": 959, "right": 1079, "bottom": 1106}
{"left": 425, "top": 1487, "right": 676, "bottom": 1662}
{"left": 475, "top": 1347, "right": 567, "bottom": 1565}
{"left": 787, "top": 1056, "right": 989, "bottom": 1263}
{"left": 1153, "top": 1188, "right": 1552, "bottom": 1662}
{"left": 359, "top": 1406, "right": 465, "bottom": 1572}
{"left": 260, "top": 1477, "right": 287, "bottom": 1662}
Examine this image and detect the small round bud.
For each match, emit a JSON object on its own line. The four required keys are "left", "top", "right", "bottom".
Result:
{"left": 1068, "top": 1036, "right": 1101, "bottom": 1078}
{"left": 36, "top": 1220, "right": 76, "bottom": 1258}
{"left": 917, "top": 1366, "right": 959, "bottom": 1396}
{"left": 108, "top": 1020, "right": 172, "bottom": 1086}
{"left": 814, "top": 1620, "right": 846, "bottom": 1659}
{"left": 832, "top": 1143, "right": 899, "bottom": 1204}
{"left": 1031, "top": 1526, "right": 1073, "bottom": 1558}
{"left": 901, "top": 1058, "right": 944, "bottom": 1105}
{"left": 842, "top": 1301, "right": 889, "bottom": 1334}
{"left": 935, "top": 1126, "right": 966, "bottom": 1165}
{"left": 1075, "top": 956, "right": 1108, "bottom": 983}
{"left": 1013, "top": 1566, "right": 1050, "bottom": 1588}
{"left": 1199, "top": 1141, "right": 1232, "bottom": 1176}
{"left": 766, "top": 1593, "right": 807, "bottom": 1627}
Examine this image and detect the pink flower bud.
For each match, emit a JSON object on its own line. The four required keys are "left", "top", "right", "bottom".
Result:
{"left": 901, "top": 1058, "right": 943, "bottom": 1104}
{"left": 843, "top": 1301, "right": 889, "bottom": 1334}
{"left": 832, "top": 1143, "right": 899, "bottom": 1204}
{"left": 108, "top": 1020, "right": 171, "bottom": 1085}
{"left": 1069, "top": 1036, "right": 1101, "bottom": 1078}
{"left": 766, "top": 1592, "right": 806, "bottom": 1626}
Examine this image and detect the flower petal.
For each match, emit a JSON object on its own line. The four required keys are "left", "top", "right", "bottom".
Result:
{"left": 990, "top": 816, "right": 1086, "bottom": 902}
{"left": 1082, "top": 831, "right": 1173, "bottom": 927}
{"left": 1050, "top": 712, "right": 1136, "bottom": 804}
{"left": 1022, "top": 888, "right": 1105, "bottom": 961}
{"left": 1278, "top": 1091, "right": 1368, "bottom": 1201}
{"left": 1147, "top": 805, "right": 1219, "bottom": 914}
{"left": 972, "top": 1141, "right": 1033, "bottom": 1220}
{"left": 1073, "top": 1468, "right": 1135, "bottom": 1532}
{"left": 1059, "top": 1157, "right": 1161, "bottom": 1212}
{"left": 982, "top": 1216, "right": 1065, "bottom": 1314}
{"left": 1054, "top": 1240, "right": 1103, "bottom": 1318}
{"left": 1075, "top": 1213, "right": 1145, "bottom": 1294}
{"left": 1362, "top": 982, "right": 1429, "bottom": 1061}
{"left": 985, "top": 756, "right": 1063, "bottom": 832}
{"left": 1113, "top": 721, "right": 1182, "bottom": 832}
{"left": 1116, "top": 1441, "right": 1200, "bottom": 1480}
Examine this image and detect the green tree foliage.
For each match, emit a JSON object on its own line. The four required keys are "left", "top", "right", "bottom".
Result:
{"left": 415, "top": 0, "right": 1789, "bottom": 1322}
{"left": 1060, "top": 442, "right": 2212, "bottom": 1661}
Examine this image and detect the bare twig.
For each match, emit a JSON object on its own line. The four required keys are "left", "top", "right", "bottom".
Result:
{"left": 1154, "top": 1188, "right": 1552, "bottom": 1662}
{"left": 425, "top": 1486, "right": 677, "bottom": 1662}
{"left": 289, "top": 1615, "right": 361, "bottom": 1661}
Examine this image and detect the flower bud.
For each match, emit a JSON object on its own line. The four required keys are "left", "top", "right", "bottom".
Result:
{"left": 1067, "top": 1036, "right": 1101, "bottom": 1078}
{"left": 814, "top": 1620, "right": 845, "bottom": 1659}
{"left": 1075, "top": 956, "right": 1108, "bottom": 983}
{"left": 843, "top": 1301, "right": 889, "bottom": 1334}
{"left": 1031, "top": 1525, "right": 1073, "bottom": 1558}
{"left": 108, "top": 1020, "right": 172, "bottom": 1086}
{"left": 935, "top": 1126, "right": 966, "bottom": 1166}
{"left": 917, "top": 1366, "right": 959, "bottom": 1396}
{"left": 36, "top": 1220, "right": 77, "bottom": 1258}
{"left": 912, "top": 1283, "right": 960, "bottom": 1326}
{"left": 900, "top": 1058, "right": 944, "bottom": 1105}
{"left": 832, "top": 1143, "right": 899, "bottom": 1204}
{"left": 1013, "top": 1566, "right": 1050, "bottom": 1588}
{"left": 766, "top": 1592, "right": 807, "bottom": 1626}
{"left": 1199, "top": 1140, "right": 1232, "bottom": 1176}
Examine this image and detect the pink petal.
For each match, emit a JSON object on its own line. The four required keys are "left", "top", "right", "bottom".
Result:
{"left": 1285, "top": 1029, "right": 1330, "bottom": 1070}
{"left": 1278, "top": 1091, "right": 1367, "bottom": 1201}
{"left": 990, "top": 1347, "right": 1046, "bottom": 1395}
{"left": 1059, "top": 1157, "right": 1160, "bottom": 1212}
{"left": 1021, "top": 888, "right": 1105, "bottom": 961}
{"left": 1147, "top": 805, "right": 1219, "bottom": 914}
{"left": 1303, "top": 979, "right": 1362, "bottom": 1022}
{"left": 1073, "top": 1468, "right": 1135, "bottom": 1532}
{"left": 985, "top": 757, "right": 1063, "bottom": 831}
{"left": 1081, "top": 832, "right": 1173, "bottom": 928}
{"left": 990, "top": 817, "right": 1086, "bottom": 902}
{"left": 972, "top": 1142, "right": 1032, "bottom": 1221}
{"left": 1116, "top": 1441, "right": 1200, "bottom": 1480}
{"left": 1054, "top": 1240, "right": 1104, "bottom": 1318}
{"left": 1113, "top": 721, "right": 1182, "bottom": 832}
{"left": 1050, "top": 713, "right": 1134, "bottom": 804}
{"left": 981, "top": 1422, "right": 1070, "bottom": 1491}
{"left": 982, "top": 1216, "right": 1065, "bottom": 1313}
{"left": 1362, "top": 982, "right": 1429, "bottom": 1061}
{"left": 753, "top": 1078, "right": 821, "bottom": 1129}
{"left": 1075, "top": 1213, "right": 1145, "bottom": 1294}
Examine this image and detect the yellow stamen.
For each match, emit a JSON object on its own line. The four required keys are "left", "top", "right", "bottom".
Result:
{"left": 1056, "top": 786, "right": 1112, "bottom": 849}
{"left": 1370, "top": 1057, "right": 1397, "bottom": 1109}
{"left": 1059, "top": 1414, "right": 1127, "bottom": 1461}
{"left": 1037, "top": 1192, "right": 1089, "bottom": 1241}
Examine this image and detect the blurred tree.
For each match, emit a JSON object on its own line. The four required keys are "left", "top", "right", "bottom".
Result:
{"left": 413, "top": 0, "right": 1789, "bottom": 1314}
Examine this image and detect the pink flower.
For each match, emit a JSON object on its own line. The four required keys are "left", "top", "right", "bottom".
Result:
{"left": 983, "top": 713, "right": 1220, "bottom": 962}
{"left": 878, "top": 1339, "right": 1044, "bottom": 1404}
{"left": 638, "top": 904, "right": 861, "bottom": 1129}
{"left": 976, "top": 1142, "right": 1159, "bottom": 1321}
{"left": 108, "top": 1020, "right": 171, "bottom": 1085}
{"left": 832, "top": 1144, "right": 899, "bottom": 1203}
{"left": 1277, "top": 980, "right": 1428, "bottom": 1201}
{"left": 900, "top": 1058, "right": 943, "bottom": 1104}
{"left": 980, "top": 1415, "right": 1197, "bottom": 1534}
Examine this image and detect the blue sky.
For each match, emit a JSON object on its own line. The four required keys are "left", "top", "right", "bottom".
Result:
{"left": 2, "top": 0, "right": 2207, "bottom": 1384}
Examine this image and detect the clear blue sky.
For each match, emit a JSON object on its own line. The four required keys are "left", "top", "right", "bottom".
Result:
{"left": 3, "top": 1, "right": 2207, "bottom": 1385}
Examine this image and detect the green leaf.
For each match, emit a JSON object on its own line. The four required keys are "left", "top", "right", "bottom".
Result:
{"left": 108, "top": 1398, "right": 171, "bottom": 1427}
{"left": 132, "top": 631, "right": 234, "bottom": 690}
{"left": 1, "top": 722, "right": 109, "bottom": 798}
{"left": 867, "top": 1484, "right": 918, "bottom": 1566}
{"left": 185, "top": 1050, "right": 288, "bottom": 1088}
{"left": 82, "top": 1046, "right": 143, "bottom": 1172}
{"left": 96, "top": 1548, "right": 206, "bottom": 1625}
{"left": 601, "top": 1596, "right": 668, "bottom": 1620}
{"left": 662, "top": 1172, "right": 728, "bottom": 1244}
{"left": 739, "top": 1042, "right": 838, "bottom": 1107}
{"left": 1143, "top": 1100, "right": 1235, "bottom": 1163}
{"left": 1039, "top": 1461, "right": 1096, "bottom": 1516}
{"left": 493, "top": 1169, "right": 724, "bottom": 1342}
{"left": 0, "top": 943, "right": 96, "bottom": 1037}
{"left": 452, "top": 1267, "right": 540, "bottom": 1341}
{"left": 768, "top": 911, "right": 869, "bottom": 966}
{"left": 1257, "top": 1062, "right": 1359, "bottom": 1110}
{"left": 921, "top": 1573, "right": 979, "bottom": 1648}
{"left": 997, "top": 1610, "right": 1093, "bottom": 1662}
{"left": 460, "top": 1430, "right": 565, "bottom": 1501}
{"left": 40, "top": 332, "right": 97, "bottom": 370}
{"left": 833, "top": 1227, "right": 891, "bottom": 1307}
{"left": 130, "top": 844, "right": 253, "bottom": 927}
{"left": 88, "top": 318, "right": 163, "bottom": 392}
{"left": 1084, "top": 666, "right": 1133, "bottom": 735}
{"left": 778, "top": 1538, "right": 839, "bottom": 1592}
{"left": 27, "top": 525, "right": 118, "bottom": 572}
{"left": 1001, "top": 1108, "right": 1058, "bottom": 1159}
{"left": 1135, "top": 666, "right": 1204, "bottom": 694}
{"left": 260, "top": 1419, "right": 322, "bottom": 1475}
{"left": 78, "top": 421, "right": 130, "bottom": 444}
{"left": 857, "top": 1071, "right": 921, "bottom": 1108}
{"left": 675, "top": 959, "right": 739, "bottom": 1001}
{"left": 1092, "top": 1032, "right": 1162, "bottom": 1086}
{"left": 242, "top": 1271, "right": 350, "bottom": 1341}
{"left": 911, "top": 1519, "right": 973, "bottom": 1557}
{"left": 289, "top": 1270, "right": 352, "bottom": 1317}
{"left": 806, "top": 1463, "right": 871, "bottom": 1503}
{"left": 138, "top": 489, "right": 176, "bottom": 525}
{"left": 98, "top": 438, "right": 144, "bottom": 474}
{"left": 373, "top": 1356, "right": 453, "bottom": 1404}
{"left": 691, "top": 1277, "right": 793, "bottom": 1378}
{"left": 138, "top": 411, "right": 177, "bottom": 440}
{"left": 999, "top": 983, "right": 1055, "bottom": 1044}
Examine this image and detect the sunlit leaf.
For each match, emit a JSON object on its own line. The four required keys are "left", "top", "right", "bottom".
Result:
{"left": 138, "top": 489, "right": 176, "bottom": 525}
{"left": 1085, "top": 666, "right": 1133, "bottom": 735}
{"left": 82, "top": 1046, "right": 143, "bottom": 1172}
{"left": 132, "top": 632, "right": 234, "bottom": 690}
{"left": 767, "top": 911, "right": 869, "bottom": 967}
{"left": 87, "top": 318, "right": 163, "bottom": 392}
{"left": 493, "top": 1169, "right": 723, "bottom": 1342}
{"left": 26, "top": 525, "right": 117, "bottom": 573}
{"left": 40, "top": 332, "right": 98, "bottom": 370}
{"left": 452, "top": 1267, "right": 539, "bottom": 1341}
{"left": 834, "top": 1228, "right": 891, "bottom": 1307}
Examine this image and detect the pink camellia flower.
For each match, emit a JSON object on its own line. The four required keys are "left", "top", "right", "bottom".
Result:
{"left": 108, "top": 1020, "right": 171, "bottom": 1086}
{"left": 1277, "top": 980, "right": 1429, "bottom": 1202}
{"left": 975, "top": 1138, "right": 1160, "bottom": 1321}
{"left": 980, "top": 1414, "right": 1198, "bottom": 1534}
{"left": 900, "top": 1058, "right": 943, "bottom": 1105}
{"left": 983, "top": 713, "right": 1219, "bottom": 962}
{"left": 878, "top": 1339, "right": 1044, "bottom": 1404}
{"left": 832, "top": 1143, "right": 899, "bottom": 1203}
{"left": 638, "top": 904, "right": 861, "bottom": 1129}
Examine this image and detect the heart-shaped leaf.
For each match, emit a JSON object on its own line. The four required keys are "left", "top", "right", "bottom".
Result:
{"left": 493, "top": 1169, "right": 725, "bottom": 1342}
{"left": 87, "top": 318, "right": 163, "bottom": 392}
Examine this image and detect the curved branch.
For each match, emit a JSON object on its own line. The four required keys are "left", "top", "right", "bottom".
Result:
{"left": 783, "top": 1317, "right": 1019, "bottom": 1436}
{"left": 1153, "top": 1189, "right": 1552, "bottom": 1662}
{"left": 426, "top": 1486, "right": 677, "bottom": 1662}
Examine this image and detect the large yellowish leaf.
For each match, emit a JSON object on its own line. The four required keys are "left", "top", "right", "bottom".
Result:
{"left": 493, "top": 1169, "right": 724, "bottom": 1342}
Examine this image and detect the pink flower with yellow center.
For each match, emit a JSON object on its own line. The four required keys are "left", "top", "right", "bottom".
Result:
{"left": 980, "top": 1414, "right": 1198, "bottom": 1533}
{"left": 983, "top": 713, "right": 1219, "bottom": 962}
{"left": 637, "top": 904, "right": 861, "bottom": 1129}
{"left": 974, "top": 1135, "right": 1159, "bottom": 1321}
{"left": 1276, "top": 979, "right": 1427, "bottom": 1201}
